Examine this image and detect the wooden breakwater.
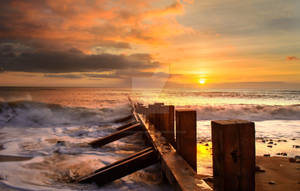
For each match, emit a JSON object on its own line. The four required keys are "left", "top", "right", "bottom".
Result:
{"left": 77, "top": 101, "right": 256, "bottom": 191}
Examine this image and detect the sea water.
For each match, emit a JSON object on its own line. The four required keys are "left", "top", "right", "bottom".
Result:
{"left": 0, "top": 87, "right": 299, "bottom": 190}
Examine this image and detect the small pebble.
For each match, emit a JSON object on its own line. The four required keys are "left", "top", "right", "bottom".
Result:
{"left": 268, "top": 141, "right": 273, "bottom": 144}
{"left": 56, "top": 140, "right": 65, "bottom": 146}
{"left": 255, "top": 165, "right": 266, "bottom": 172}
{"left": 267, "top": 145, "right": 272, "bottom": 148}
{"left": 264, "top": 154, "right": 271, "bottom": 157}
{"left": 205, "top": 143, "right": 209, "bottom": 146}
{"left": 268, "top": 181, "right": 276, "bottom": 185}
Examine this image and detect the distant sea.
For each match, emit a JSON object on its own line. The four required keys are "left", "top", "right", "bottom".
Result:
{"left": 0, "top": 87, "right": 299, "bottom": 190}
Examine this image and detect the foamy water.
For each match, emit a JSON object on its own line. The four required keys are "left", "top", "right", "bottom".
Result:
{"left": 0, "top": 87, "right": 299, "bottom": 190}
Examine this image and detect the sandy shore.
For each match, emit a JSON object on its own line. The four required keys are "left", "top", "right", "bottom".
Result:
{"left": 256, "top": 156, "right": 300, "bottom": 191}
{"left": 1, "top": 143, "right": 33, "bottom": 162}
{"left": 0, "top": 153, "right": 299, "bottom": 190}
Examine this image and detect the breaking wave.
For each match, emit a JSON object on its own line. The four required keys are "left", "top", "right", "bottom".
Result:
{"left": 0, "top": 101, "right": 132, "bottom": 128}
{"left": 178, "top": 104, "right": 300, "bottom": 121}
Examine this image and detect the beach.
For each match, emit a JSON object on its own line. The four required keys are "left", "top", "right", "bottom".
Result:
{"left": 1, "top": 151, "right": 299, "bottom": 190}
{"left": 0, "top": 87, "right": 299, "bottom": 190}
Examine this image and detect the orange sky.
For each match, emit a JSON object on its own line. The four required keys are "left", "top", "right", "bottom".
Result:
{"left": 0, "top": 0, "right": 300, "bottom": 88}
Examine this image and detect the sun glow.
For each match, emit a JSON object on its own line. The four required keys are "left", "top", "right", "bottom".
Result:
{"left": 198, "top": 79, "right": 206, "bottom": 85}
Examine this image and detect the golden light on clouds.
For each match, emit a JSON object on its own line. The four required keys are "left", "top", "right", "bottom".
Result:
{"left": 0, "top": 0, "right": 300, "bottom": 88}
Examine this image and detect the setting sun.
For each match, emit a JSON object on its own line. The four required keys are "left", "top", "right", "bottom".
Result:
{"left": 199, "top": 79, "right": 206, "bottom": 85}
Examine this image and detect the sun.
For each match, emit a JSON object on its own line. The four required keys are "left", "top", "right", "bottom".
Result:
{"left": 198, "top": 79, "right": 206, "bottom": 85}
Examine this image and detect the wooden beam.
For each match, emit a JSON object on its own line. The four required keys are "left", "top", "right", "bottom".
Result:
{"left": 94, "top": 147, "right": 153, "bottom": 173}
{"left": 78, "top": 148, "right": 158, "bottom": 186}
{"left": 89, "top": 123, "right": 142, "bottom": 147}
{"left": 135, "top": 111, "right": 213, "bottom": 191}
{"left": 116, "top": 120, "right": 138, "bottom": 131}
{"left": 176, "top": 109, "right": 197, "bottom": 172}
{"left": 211, "top": 120, "right": 255, "bottom": 191}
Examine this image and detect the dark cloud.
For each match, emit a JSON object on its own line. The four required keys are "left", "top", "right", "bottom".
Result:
{"left": 0, "top": 47, "right": 159, "bottom": 73}
{"left": 267, "top": 17, "right": 300, "bottom": 31}
{"left": 44, "top": 74, "right": 83, "bottom": 79}
{"left": 42, "top": 71, "right": 169, "bottom": 80}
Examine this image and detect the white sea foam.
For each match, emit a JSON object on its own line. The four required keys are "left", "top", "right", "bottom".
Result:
{"left": 0, "top": 101, "right": 131, "bottom": 128}
{"left": 177, "top": 104, "right": 300, "bottom": 121}
{"left": 0, "top": 88, "right": 299, "bottom": 191}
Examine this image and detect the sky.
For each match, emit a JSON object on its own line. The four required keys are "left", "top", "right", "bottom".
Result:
{"left": 0, "top": 0, "right": 300, "bottom": 88}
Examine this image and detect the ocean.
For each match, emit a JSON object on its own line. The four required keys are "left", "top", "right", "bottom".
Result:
{"left": 0, "top": 87, "right": 299, "bottom": 190}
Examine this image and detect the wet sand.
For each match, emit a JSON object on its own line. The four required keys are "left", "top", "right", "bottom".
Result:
{"left": 0, "top": 141, "right": 299, "bottom": 191}
{"left": 0, "top": 155, "right": 299, "bottom": 190}
{"left": 256, "top": 156, "right": 300, "bottom": 191}
{"left": 0, "top": 142, "right": 33, "bottom": 162}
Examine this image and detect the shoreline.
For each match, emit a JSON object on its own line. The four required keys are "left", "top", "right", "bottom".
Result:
{"left": 0, "top": 154, "right": 298, "bottom": 191}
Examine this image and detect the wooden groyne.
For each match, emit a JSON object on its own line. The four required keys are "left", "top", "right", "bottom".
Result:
{"left": 77, "top": 101, "right": 256, "bottom": 191}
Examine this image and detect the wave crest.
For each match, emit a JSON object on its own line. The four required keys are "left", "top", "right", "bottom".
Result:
{"left": 178, "top": 104, "right": 300, "bottom": 121}
{"left": 0, "top": 101, "right": 131, "bottom": 128}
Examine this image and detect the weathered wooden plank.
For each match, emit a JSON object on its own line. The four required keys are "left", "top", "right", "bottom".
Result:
{"left": 89, "top": 123, "right": 142, "bottom": 147}
{"left": 211, "top": 120, "right": 255, "bottom": 191}
{"left": 94, "top": 147, "right": 153, "bottom": 173}
{"left": 116, "top": 120, "right": 138, "bottom": 131}
{"left": 78, "top": 148, "right": 158, "bottom": 186}
{"left": 176, "top": 109, "right": 197, "bottom": 172}
{"left": 135, "top": 111, "right": 213, "bottom": 191}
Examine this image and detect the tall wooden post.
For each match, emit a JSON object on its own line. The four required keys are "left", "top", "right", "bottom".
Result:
{"left": 176, "top": 110, "right": 197, "bottom": 172}
{"left": 160, "top": 105, "right": 175, "bottom": 148}
{"left": 211, "top": 120, "right": 255, "bottom": 191}
{"left": 151, "top": 103, "right": 163, "bottom": 130}
{"left": 148, "top": 104, "right": 155, "bottom": 124}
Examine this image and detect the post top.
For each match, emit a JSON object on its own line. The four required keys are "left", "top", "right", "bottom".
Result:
{"left": 212, "top": 119, "right": 254, "bottom": 125}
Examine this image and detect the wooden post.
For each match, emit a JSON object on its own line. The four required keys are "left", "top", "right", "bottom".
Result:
{"left": 145, "top": 106, "right": 149, "bottom": 122}
{"left": 155, "top": 103, "right": 164, "bottom": 130}
{"left": 160, "top": 105, "right": 175, "bottom": 148}
{"left": 176, "top": 110, "right": 197, "bottom": 172}
{"left": 211, "top": 120, "right": 255, "bottom": 191}
{"left": 148, "top": 104, "right": 155, "bottom": 124}
{"left": 142, "top": 106, "right": 147, "bottom": 116}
